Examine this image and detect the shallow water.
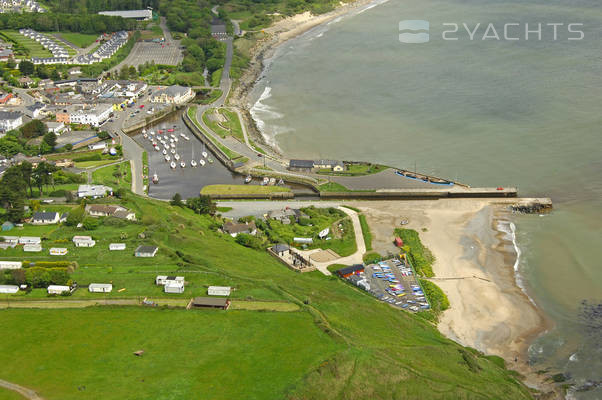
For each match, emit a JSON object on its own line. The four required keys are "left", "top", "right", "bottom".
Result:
{"left": 249, "top": 0, "right": 602, "bottom": 396}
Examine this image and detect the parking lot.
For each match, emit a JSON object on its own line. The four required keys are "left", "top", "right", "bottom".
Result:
{"left": 364, "top": 257, "right": 430, "bottom": 312}
{"left": 123, "top": 41, "right": 183, "bottom": 67}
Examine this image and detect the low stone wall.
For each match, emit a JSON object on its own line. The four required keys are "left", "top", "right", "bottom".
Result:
{"left": 205, "top": 191, "right": 294, "bottom": 200}
{"left": 182, "top": 109, "right": 234, "bottom": 170}
{"left": 123, "top": 104, "right": 177, "bottom": 134}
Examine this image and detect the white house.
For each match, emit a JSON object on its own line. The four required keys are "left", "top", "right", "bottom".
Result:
{"left": 0, "top": 111, "right": 23, "bottom": 133}
{"left": 109, "top": 243, "right": 126, "bottom": 251}
{"left": 222, "top": 221, "right": 257, "bottom": 238}
{"left": 73, "top": 236, "right": 95, "bottom": 247}
{"left": 49, "top": 247, "right": 68, "bottom": 256}
{"left": 208, "top": 286, "right": 231, "bottom": 296}
{"left": 88, "top": 283, "right": 112, "bottom": 293}
{"left": 164, "top": 281, "right": 184, "bottom": 294}
{"left": 19, "top": 237, "right": 41, "bottom": 245}
{"left": 150, "top": 85, "right": 194, "bottom": 105}
{"left": 0, "top": 261, "right": 22, "bottom": 270}
{"left": 47, "top": 285, "right": 70, "bottom": 294}
{"left": 69, "top": 104, "right": 112, "bottom": 127}
{"left": 46, "top": 121, "right": 65, "bottom": 135}
{"left": 135, "top": 245, "right": 158, "bottom": 258}
{"left": 78, "top": 184, "right": 113, "bottom": 199}
{"left": 0, "top": 285, "right": 19, "bottom": 294}
{"left": 87, "top": 142, "right": 107, "bottom": 151}
{"left": 31, "top": 211, "right": 60, "bottom": 225}
{"left": 1, "top": 236, "right": 19, "bottom": 245}
{"left": 155, "top": 276, "right": 184, "bottom": 286}
{"left": 23, "top": 244, "right": 42, "bottom": 252}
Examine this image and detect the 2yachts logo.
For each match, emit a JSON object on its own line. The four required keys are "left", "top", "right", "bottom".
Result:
{"left": 399, "top": 21, "right": 585, "bottom": 43}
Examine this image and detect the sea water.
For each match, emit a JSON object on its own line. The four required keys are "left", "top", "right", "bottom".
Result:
{"left": 249, "top": 0, "right": 602, "bottom": 396}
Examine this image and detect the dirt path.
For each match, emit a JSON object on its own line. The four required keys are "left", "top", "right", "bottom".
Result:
{"left": 0, "top": 379, "right": 44, "bottom": 400}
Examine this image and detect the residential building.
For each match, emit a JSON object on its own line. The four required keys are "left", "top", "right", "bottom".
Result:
{"left": 109, "top": 243, "right": 126, "bottom": 251}
{"left": 31, "top": 211, "right": 60, "bottom": 225}
{"left": 47, "top": 285, "right": 70, "bottom": 294}
{"left": 88, "top": 283, "right": 112, "bottom": 293}
{"left": 0, "top": 111, "right": 23, "bottom": 132}
{"left": 18, "top": 76, "right": 33, "bottom": 87}
{"left": 23, "top": 244, "right": 42, "bottom": 252}
{"left": 73, "top": 235, "right": 95, "bottom": 247}
{"left": 69, "top": 104, "right": 112, "bottom": 127}
{"left": 0, "top": 261, "right": 22, "bottom": 270}
{"left": 189, "top": 297, "right": 230, "bottom": 310}
{"left": 267, "top": 208, "right": 308, "bottom": 225}
{"left": 135, "top": 245, "right": 158, "bottom": 257}
{"left": 0, "top": 285, "right": 19, "bottom": 293}
{"left": 164, "top": 281, "right": 184, "bottom": 293}
{"left": 77, "top": 184, "right": 112, "bottom": 198}
{"left": 150, "top": 85, "right": 194, "bottom": 105}
{"left": 208, "top": 286, "right": 231, "bottom": 296}
{"left": 222, "top": 221, "right": 256, "bottom": 237}
{"left": 155, "top": 276, "right": 184, "bottom": 286}
{"left": 19, "top": 236, "right": 40, "bottom": 245}
{"left": 46, "top": 121, "right": 65, "bottom": 135}
{"left": 271, "top": 243, "right": 290, "bottom": 256}
{"left": 336, "top": 264, "right": 365, "bottom": 278}
{"left": 0, "top": 92, "right": 12, "bottom": 104}
{"left": 49, "top": 247, "right": 68, "bottom": 256}
{"left": 288, "top": 159, "right": 314, "bottom": 171}
{"left": 25, "top": 102, "right": 46, "bottom": 119}
{"left": 86, "top": 204, "right": 135, "bottom": 220}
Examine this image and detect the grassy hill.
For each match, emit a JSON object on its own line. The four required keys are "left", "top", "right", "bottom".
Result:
{"left": 0, "top": 194, "right": 534, "bottom": 399}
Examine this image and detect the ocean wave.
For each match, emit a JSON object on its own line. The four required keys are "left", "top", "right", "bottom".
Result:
{"left": 356, "top": 0, "right": 391, "bottom": 14}
{"left": 250, "top": 86, "right": 289, "bottom": 149}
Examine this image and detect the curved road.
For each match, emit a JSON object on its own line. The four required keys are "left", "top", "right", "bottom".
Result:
{"left": 0, "top": 379, "right": 44, "bottom": 400}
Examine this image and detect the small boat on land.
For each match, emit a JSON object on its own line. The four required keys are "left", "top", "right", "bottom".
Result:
{"left": 170, "top": 149, "right": 176, "bottom": 154}
{"left": 170, "top": 161, "right": 176, "bottom": 169}
{"left": 162, "top": 149, "right": 167, "bottom": 155}
{"left": 202, "top": 151, "right": 208, "bottom": 158}
{"left": 244, "top": 175, "right": 252, "bottom": 184}
{"left": 269, "top": 177, "right": 276, "bottom": 186}
{"left": 168, "top": 128, "right": 174, "bottom": 133}
{"left": 191, "top": 160, "right": 197, "bottom": 167}
{"left": 154, "top": 146, "right": 159, "bottom": 152}
{"left": 143, "top": 133, "right": 148, "bottom": 139}
{"left": 165, "top": 155, "right": 171, "bottom": 161}
{"left": 278, "top": 179, "right": 284, "bottom": 186}
{"left": 261, "top": 177, "right": 269, "bottom": 186}
{"left": 180, "top": 162, "right": 186, "bottom": 168}
{"left": 158, "top": 129, "right": 164, "bottom": 134}
{"left": 150, "top": 131, "right": 155, "bottom": 136}
{"left": 183, "top": 136, "right": 189, "bottom": 141}
{"left": 142, "top": 128, "right": 147, "bottom": 134}
{"left": 199, "top": 159, "right": 206, "bottom": 167}
{"left": 170, "top": 143, "right": 176, "bottom": 148}
{"left": 152, "top": 173, "right": 159, "bottom": 184}
{"left": 208, "top": 157, "right": 214, "bottom": 164}
{"left": 174, "top": 154, "right": 180, "bottom": 161}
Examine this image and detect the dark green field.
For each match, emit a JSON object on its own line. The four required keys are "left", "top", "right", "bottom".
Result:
{"left": 0, "top": 195, "right": 534, "bottom": 399}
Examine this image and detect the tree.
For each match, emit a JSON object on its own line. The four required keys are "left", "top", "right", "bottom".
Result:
{"left": 19, "top": 60, "right": 34, "bottom": 76}
{"left": 186, "top": 195, "right": 215, "bottom": 215}
{"left": 170, "top": 192, "right": 183, "bottom": 207}
{"left": 20, "top": 119, "right": 47, "bottom": 138}
{"left": 43, "top": 132, "right": 57, "bottom": 149}
{"left": 6, "top": 57, "right": 16, "bottom": 69}
{"left": 118, "top": 65, "right": 129, "bottom": 80}
{"left": 50, "top": 68, "right": 61, "bottom": 81}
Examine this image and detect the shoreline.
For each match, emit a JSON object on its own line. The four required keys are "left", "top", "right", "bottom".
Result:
{"left": 229, "top": 0, "right": 383, "bottom": 153}
{"left": 350, "top": 199, "right": 559, "bottom": 396}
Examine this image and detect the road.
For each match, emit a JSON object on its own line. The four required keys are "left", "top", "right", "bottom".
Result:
{"left": 119, "top": 132, "right": 145, "bottom": 195}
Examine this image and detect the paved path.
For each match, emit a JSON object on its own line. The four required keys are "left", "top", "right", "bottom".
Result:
{"left": 0, "top": 379, "right": 44, "bottom": 399}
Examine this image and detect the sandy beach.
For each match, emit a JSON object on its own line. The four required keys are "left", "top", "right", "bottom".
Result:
{"left": 347, "top": 199, "right": 556, "bottom": 391}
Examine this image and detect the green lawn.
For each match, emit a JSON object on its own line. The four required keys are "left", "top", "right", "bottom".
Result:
{"left": 202, "top": 108, "right": 245, "bottom": 143}
{"left": 0, "top": 195, "right": 534, "bottom": 399}
{"left": 0, "top": 387, "right": 24, "bottom": 400}
{"left": 201, "top": 184, "right": 290, "bottom": 195}
{"left": 318, "top": 181, "right": 350, "bottom": 192}
{"left": 75, "top": 159, "right": 118, "bottom": 169}
{"left": 187, "top": 107, "right": 242, "bottom": 160}
{"left": 0, "top": 307, "right": 339, "bottom": 400}
{"left": 53, "top": 32, "right": 98, "bottom": 48}
{"left": 91, "top": 161, "right": 132, "bottom": 191}
{"left": 317, "top": 163, "right": 389, "bottom": 176}
{"left": 1, "top": 30, "right": 52, "bottom": 58}
{"left": 211, "top": 68, "right": 223, "bottom": 87}
{"left": 358, "top": 213, "right": 372, "bottom": 251}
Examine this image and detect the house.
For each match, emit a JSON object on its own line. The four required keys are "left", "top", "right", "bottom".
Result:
{"left": 46, "top": 121, "right": 65, "bottom": 135}
{"left": 164, "top": 281, "right": 184, "bottom": 293}
{"left": 267, "top": 208, "right": 308, "bottom": 224}
{"left": 69, "top": 104, "right": 112, "bottom": 127}
{"left": 47, "top": 285, "right": 70, "bottom": 294}
{"left": 109, "top": 243, "right": 126, "bottom": 251}
{"left": 271, "top": 243, "right": 290, "bottom": 256}
{"left": 18, "top": 76, "right": 34, "bottom": 88}
{"left": 189, "top": 297, "right": 230, "bottom": 310}
{"left": 88, "top": 283, "right": 112, "bottom": 293}
{"left": 0, "top": 261, "right": 22, "bottom": 269}
{"left": 23, "top": 244, "right": 42, "bottom": 252}
{"left": 86, "top": 204, "right": 135, "bottom": 220}
{"left": 208, "top": 286, "right": 231, "bottom": 296}
{"left": 49, "top": 247, "right": 68, "bottom": 256}
{"left": 0, "top": 111, "right": 23, "bottom": 132}
{"left": 19, "top": 236, "right": 41, "bottom": 245}
{"left": 336, "top": 264, "right": 365, "bottom": 278}
{"left": 293, "top": 237, "right": 313, "bottom": 244}
{"left": 25, "top": 102, "right": 46, "bottom": 119}
{"left": 73, "top": 235, "right": 95, "bottom": 247}
{"left": 135, "top": 245, "right": 158, "bottom": 257}
{"left": 88, "top": 142, "right": 107, "bottom": 151}
{"left": 1, "top": 236, "right": 19, "bottom": 246}
{"left": 222, "top": 221, "right": 256, "bottom": 237}
{"left": 288, "top": 159, "right": 314, "bottom": 171}
{"left": 0, "top": 285, "right": 19, "bottom": 294}
{"left": 0, "top": 92, "right": 12, "bottom": 104}
{"left": 53, "top": 159, "right": 74, "bottom": 168}
{"left": 150, "top": 85, "right": 194, "bottom": 105}
{"left": 332, "top": 161, "right": 345, "bottom": 172}
{"left": 31, "top": 211, "right": 60, "bottom": 225}
{"left": 78, "top": 184, "right": 113, "bottom": 198}
{"left": 155, "top": 276, "right": 184, "bottom": 286}
{"left": 314, "top": 160, "right": 341, "bottom": 169}
{"left": 1, "top": 221, "right": 14, "bottom": 231}
{"left": 0, "top": 242, "right": 17, "bottom": 250}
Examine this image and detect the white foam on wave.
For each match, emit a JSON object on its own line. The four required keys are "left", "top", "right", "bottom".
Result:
{"left": 356, "top": 0, "right": 391, "bottom": 14}
{"left": 250, "top": 86, "right": 291, "bottom": 149}
{"left": 497, "top": 220, "right": 538, "bottom": 307}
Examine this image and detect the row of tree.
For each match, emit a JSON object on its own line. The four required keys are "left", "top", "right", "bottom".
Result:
{"left": 0, "top": 12, "right": 135, "bottom": 34}
{"left": 44, "top": 0, "right": 158, "bottom": 14}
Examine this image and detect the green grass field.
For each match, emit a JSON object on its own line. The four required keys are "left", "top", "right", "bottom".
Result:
{"left": 0, "top": 195, "right": 534, "bottom": 399}
{"left": 1, "top": 30, "right": 52, "bottom": 57}
{"left": 202, "top": 108, "right": 245, "bottom": 143}
{"left": 75, "top": 159, "right": 118, "bottom": 169}
{"left": 201, "top": 184, "right": 290, "bottom": 195}
{"left": 54, "top": 32, "right": 98, "bottom": 48}
{"left": 91, "top": 161, "right": 132, "bottom": 191}
{"left": 188, "top": 107, "right": 242, "bottom": 160}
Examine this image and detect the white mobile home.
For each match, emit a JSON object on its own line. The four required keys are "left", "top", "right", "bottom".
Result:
{"left": 47, "top": 285, "right": 71, "bottom": 295}
{"left": 155, "top": 276, "right": 184, "bottom": 286}
{"left": 73, "top": 236, "right": 95, "bottom": 247}
{"left": 164, "top": 281, "right": 184, "bottom": 294}
{"left": 19, "top": 237, "right": 41, "bottom": 245}
{"left": 109, "top": 243, "right": 126, "bottom": 251}
{"left": 49, "top": 248, "right": 68, "bottom": 256}
{"left": 0, "top": 285, "right": 19, "bottom": 294}
{"left": 207, "top": 286, "right": 231, "bottom": 296}
{"left": 1, "top": 236, "right": 19, "bottom": 245}
{"left": 23, "top": 244, "right": 42, "bottom": 252}
{"left": 88, "top": 283, "right": 112, "bottom": 293}
{"left": 0, "top": 261, "right": 22, "bottom": 270}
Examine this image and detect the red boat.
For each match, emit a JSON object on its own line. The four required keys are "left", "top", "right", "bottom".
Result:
{"left": 158, "top": 129, "right": 164, "bottom": 134}
{"left": 167, "top": 128, "right": 174, "bottom": 132}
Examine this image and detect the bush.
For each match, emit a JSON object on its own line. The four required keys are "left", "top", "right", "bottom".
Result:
{"left": 363, "top": 252, "right": 381, "bottom": 264}
{"left": 48, "top": 189, "right": 67, "bottom": 197}
{"left": 235, "top": 233, "right": 265, "bottom": 250}
{"left": 82, "top": 217, "right": 100, "bottom": 230}
{"left": 73, "top": 153, "right": 102, "bottom": 162}
{"left": 395, "top": 228, "right": 434, "bottom": 277}
{"left": 419, "top": 279, "right": 450, "bottom": 313}
{"left": 24, "top": 267, "right": 69, "bottom": 288}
